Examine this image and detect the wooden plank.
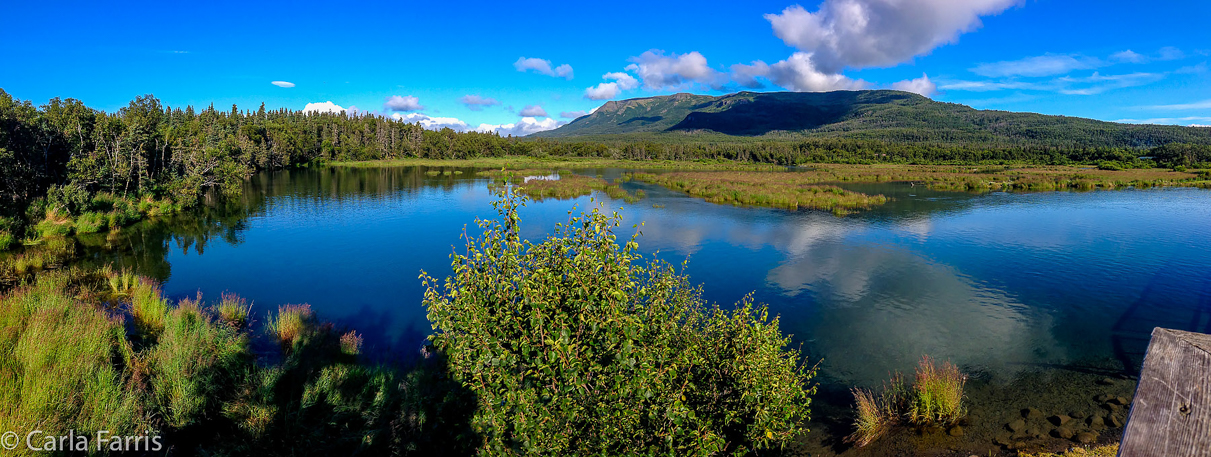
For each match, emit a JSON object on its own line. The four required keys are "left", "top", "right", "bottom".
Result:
{"left": 1119, "top": 327, "right": 1211, "bottom": 457}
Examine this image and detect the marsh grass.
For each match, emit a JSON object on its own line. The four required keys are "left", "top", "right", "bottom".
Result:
{"left": 149, "top": 299, "right": 250, "bottom": 428}
{"left": 217, "top": 293, "right": 252, "bottom": 329}
{"left": 908, "top": 356, "right": 966, "bottom": 426}
{"left": 339, "top": 331, "right": 363, "bottom": 355}
{"left": 269, "top": 304, "right": 315, "bottom": 348}
{"left": 0, "top": 273, "right": 146, "bottom": 437}
{"left": 628, "top": 171, "right": 887, "bottom": 214}
{"left": 130, "top": 277, "right": 169, "bottom": 336}
{"left": 846, "top": 358, "right": 965, "bottom": 447}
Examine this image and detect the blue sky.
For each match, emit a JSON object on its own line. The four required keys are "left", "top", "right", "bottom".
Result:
{"left": 2, "top": 0, "right": 1209, "bottom": 135}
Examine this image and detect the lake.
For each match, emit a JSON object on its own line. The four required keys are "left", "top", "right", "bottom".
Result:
{"left": 76, "top": 165, "right": 1211, "bottom": 451}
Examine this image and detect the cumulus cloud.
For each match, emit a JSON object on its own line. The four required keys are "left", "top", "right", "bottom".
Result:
{"left": 583, "top": 72, "right": 641, "bottom": 100}
{"left": 891, "top": 73, "right": 937, "bottom": 96}
{"left": 382, "top": 95, "right": 423, "bottom": 112}
{"left": 303, "top": 101, "right": 345, "bottom": 114}
{"left": 971, "top": 54, "right": 1101, "bottom": 77}
{"left": 624, "top": 50, "right": 725, "bottom": 90}
{"left": 476, "top": 117, "right": 565, "bottom": 137}
{"left": 765, "top": 0, "right": 1018, "bottom": 74}
{"left": 460, "top": 94, "right": 500, "bottom": 111}
{"left": 518, "top": 105, "right": 547, "bottom": 117}
{"left": 560, "top": 110, "right": 589, "bottom": 119}
{"left": 768, "top": 52, "right": 867, "bottom": 92}
{"left": 391, "top": 112, "right": 471, "bottom": 132}
{"left": 271, "top": 81, "right": 295, "bottom": 88}
{"left": 730, "top": 61, "right": 771, "bottom": 89}
{"left": 514, "top": 57, "right": 574, "bottom": 80}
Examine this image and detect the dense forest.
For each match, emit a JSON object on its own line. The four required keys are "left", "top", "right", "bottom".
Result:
{"left": 2, "top": 90, "right": 1209, "bottom": 249}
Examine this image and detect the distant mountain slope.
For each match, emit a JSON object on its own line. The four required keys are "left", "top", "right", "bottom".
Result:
{"left": 534, "top": 90, "right": 1211, "bottom": 148}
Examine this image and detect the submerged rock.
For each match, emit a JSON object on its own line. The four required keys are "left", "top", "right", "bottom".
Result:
{"left": 1109, "top": 414, "right": 1124, "bottom": 427}
{"left": 1023, "top": 407, "right": 1044, "bottom": 420}
{"left": 1052, "top": 426, "right": 1075, "bottom": 439}
{"left": 1007, "top": 419, "right": 1026, "bottom": 432}
{"left": 1049, "top": 414, "right": 1071, "bottom": 426}
{"left": 1112, "top": 396, "right": 1130, "bottom": 406}
{"left": 994, "top": 433, "right": 1013, "bottom": 446}
{"left": 949, "top": 425, "right": 964, "bottom": 437}
{"left": 1088, "top": 415, "right": 1105, "bottom": 428}
{"left": 1097, "top": 377, "right": 1116, "bottom": 386}
{"left": 1076, "top": 431, "right": 1098, "bottom": 444}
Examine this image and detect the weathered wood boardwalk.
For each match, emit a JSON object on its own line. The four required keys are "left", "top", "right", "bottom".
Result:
{"left": 1119, "top": 328, "right": 1211, "bottom": 457}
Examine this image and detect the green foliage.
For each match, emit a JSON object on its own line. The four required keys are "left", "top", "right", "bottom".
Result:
{"left": 422, "top": 189, "right": 815, "bottom": 455}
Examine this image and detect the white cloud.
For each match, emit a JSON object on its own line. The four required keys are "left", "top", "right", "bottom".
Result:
{"left": 624, "top": 50, "right": 725, "bottom": 90}
{"left": 514, "top": 57, "right": 575, "bottom": 80}
{"left": 271, "top": 81, "right": 295, "bottom": 88}
{"left": 460, "top": 94, "right": 500, "bottom": 111}
{"left": 560, "top": 110, "right": 589, "bottom": 119}
{"left": 1191, "top": 124, "right": 1211, "bottom": 128}
{"left": 476, "top": 117, "right": 565, "bottom": 137}
{"left": 765, "top": 0, "right": 1019, "bottom": 74}
{"left": 1158, "top": 46, "right": 1185, "bottom": 61}
{"left": 519, "top": 105, "right": 547, "bottom": 117}
{"left": 972, "top": 54, "right": 1101, "bottom": 78}
{"left": 303, "top": 101, "right": 345, "bottom": 114}
{"left": 891, "top": 73, "right": 937, "bottom": 96}
{"left": 937, "top": 79, "right": 1044, "bottom": 92}
{"left": 1177, "top": 62, "right": 1208, "bottom": 74}
{"left": 554, "top": 64, "right": 574, "bottom": 79}
{"left": 1111, "top": 50, "right": 1146, "bottom": 64}
{"left": 1146, "top": 99, "right": 1211, "bottom": 110}
{"left": 391, "top": 112, "right": 471, "bottom": 132}
{"left": 1113, "top": 116, "right": 1211, "bottom": 125}
{"left": 583, "top": 72, "right": 641, "bottom": 100}
{"left": 382, "top": 95, "right": 423, "bottom": 112}
{"left": 1056, "top": 72, "right": 1164, "bottom": 95}
{"left": 768, "top": 52, "right": 867, "bottom": 92}
{"left": 730, "top": 61, "right": 771, "bottom": 89}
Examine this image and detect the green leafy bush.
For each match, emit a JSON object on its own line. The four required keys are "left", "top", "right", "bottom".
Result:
{"left": 422, "top": 189, "right": 815, "bottom": 456}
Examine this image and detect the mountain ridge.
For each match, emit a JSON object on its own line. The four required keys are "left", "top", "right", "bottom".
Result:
{"left": 534, "top": 90, "right": 1211, "bottom": 148}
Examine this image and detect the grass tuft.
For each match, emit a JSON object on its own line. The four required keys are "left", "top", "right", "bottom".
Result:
{"left": 269, "top": 304, "right": 315, "bottom": 347}
{"left": 217, "top": 293, "right": 252, "bottom": 329}
{"left": 130, "top": 277, "right": 169, "bottom": 336}
{"left": 908, "top": 355, "right": 966, "bottom": 425}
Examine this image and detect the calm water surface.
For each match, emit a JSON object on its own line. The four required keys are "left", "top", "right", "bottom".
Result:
{"left": 83, "top": 166, "right": 1211, "bottom": 390}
